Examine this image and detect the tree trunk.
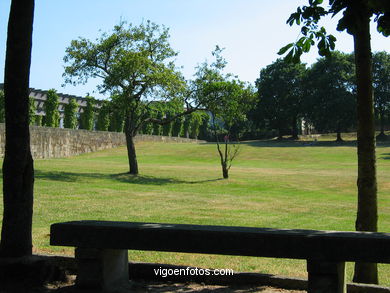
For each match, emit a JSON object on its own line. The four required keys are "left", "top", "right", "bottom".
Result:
{"left": 336, "top": 130, "right": 343, "bottom": 142}
{"left": 291, "top": 116, "right": 298, "bottom": 140}
{"left": 0, "top": 0, "right": 35, "bottom": 258}
{"left": 352, "top": 6, "right": 378, "bottom": 284}
{"left": 125, "top": 130, "right": 139, "bottom": 175}
{"left": 222, "top": 165, "right": 229, "bottom": 179}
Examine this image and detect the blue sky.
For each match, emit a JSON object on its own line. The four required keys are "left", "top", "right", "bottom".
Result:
{"left": 0, "top": 0, "right": 389, "bottom": 99}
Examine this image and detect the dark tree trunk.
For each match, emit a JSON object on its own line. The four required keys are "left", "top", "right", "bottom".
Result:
{"left": 222, "top": 165, "right": 229, "bottom": 179}
{"left": 124, "top": 115, "right": 139, "bottom": 175}
{"left": 352, "top": 6, "right": 378, "bottom": 284}
{"left": 125, "top": 129, "right": 139, "bottom": 175}
{"left": 336, "top": 130, "right": 343, "bottom": 142}
{"left": 291, "top": 116, "right": 298, "bottom": 140}
{"left": 0, "top": 0, "right": 35, "bottom": 258}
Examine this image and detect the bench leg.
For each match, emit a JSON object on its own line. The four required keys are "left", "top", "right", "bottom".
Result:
{"left": 307, "top": 260, "right": 346, "bottom": 293}
{"left": 75, "top": 247, "right": 129, "bottom": 291}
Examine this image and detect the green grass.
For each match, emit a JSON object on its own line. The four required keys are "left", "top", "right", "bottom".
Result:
{"left": 1, "top": 140, "right": 390, "bottom": 285}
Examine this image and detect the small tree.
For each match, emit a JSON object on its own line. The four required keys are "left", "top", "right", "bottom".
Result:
{"left": 44, "top": 89, "right": 60, "bottom": 127}
{"left": 63, "top": 97, "right": 78, "bottom": 129}
{"left": 196, "top": 47, "right": 255, "bottom": 178}
{"left": 79, "top": 95, "right": 95, "bottom": 130}
{"left": 206, "top": 80, "right": 254, "bottom": 178}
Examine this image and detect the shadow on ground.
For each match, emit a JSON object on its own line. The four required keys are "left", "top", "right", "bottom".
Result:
{"left": 241, "top": 139, "right": 390, "bottom": 148}
{"left": 37, "top": 281, "right": 304, "bottom": 293}
{"left": 380, "top": 153, "right": 390, "bottom": 160}
{"left": 34, "top": 170, "right": 223, "bottom": 185}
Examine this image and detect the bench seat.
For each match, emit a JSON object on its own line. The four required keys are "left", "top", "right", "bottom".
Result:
{"left": 50, "top": 221, "right": 390, "bottom": 293}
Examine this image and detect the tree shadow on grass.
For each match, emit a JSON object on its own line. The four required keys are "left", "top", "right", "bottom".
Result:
{"left": 34, "top": 170, "right": 223, "bottom": 186}
{"left": 379, "top": 153, "right": 390, "bottom": 160}
{"left": 241, "top": 139, "right": 390, "bottom": 148}
{"left": 240, "top": 139, "right": 357, "bottom": 148}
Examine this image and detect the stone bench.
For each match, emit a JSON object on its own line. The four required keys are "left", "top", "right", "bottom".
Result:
{"left": 50, "top": 221, "right": 390, "bottom": 292}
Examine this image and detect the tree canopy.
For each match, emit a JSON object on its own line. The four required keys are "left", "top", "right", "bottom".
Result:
{"left": 304, "top": 51, "right": 356, "bottom": 141}
{"left": 255, "top": 59, "right": 306, "bottom": 140}
{"left": 63, "top": 20, "right": 195, "bottom": 174}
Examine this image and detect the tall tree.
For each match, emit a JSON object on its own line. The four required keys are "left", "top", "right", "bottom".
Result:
{"left": 372, "top": 51, "right": 390, "bottom": 139}
{"left": 44, "top": 89, "right": 60, "bottom": 127}
{"left": 280, "top": 0, "right": 390, "bottom": 284}
{"left": 304, "top": 51, "right": 356, "bottom": 141}
{"left": 63, "top": 97, "right": 78, "bottom": 129}
{"left": 63, "top": 21, "right": 197, "bottom": 175}
{"left": 1, "top": 0, "right": 35, "bottom": 257}
{"left": 255, "top": 59, "right": 306, "bottom": 139}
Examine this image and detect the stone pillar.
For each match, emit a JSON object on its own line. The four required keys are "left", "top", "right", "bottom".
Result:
{"left": 307, "top": 260, "right": 346, "bottom": 293}
{"left": 75, "top": 248, "right": 129, "bottom": 291}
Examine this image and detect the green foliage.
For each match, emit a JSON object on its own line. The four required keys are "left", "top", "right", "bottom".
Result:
{"left": 79, "top": 96, "right": 95, "bottom": 130}
{"left": 182, "top": 114, "right": 191, "bottom": 138}
{"left": 63, "top": 98, "right": 78, "bottom": 129}
{"left": 44, "top": 89, "right": 60, "bottom": 127}
{"left": 96, "top": 101, "right": 110, "bottom": 131}
{"left": 162, "top": 108, "right": 172, "bottom": 136}
{"left": 29, "top": 96, "right": 36, "bottom": 125}
{"left": 373, "top": 51, "right": 390, "bottom": 135}
{"left": 63, "top": 20, "right": 192, "bottom": 173}
{"left": 198, "top": 113, "right": 211, "bottom": 140}
{"left": 171, "top": 115, "right": 183, "bottom": 137}
{"left": 304, "top": 51, "right": 356, "bottom": 138}
{"left": 0, "top": 90, "right": 4, "bottom": 123}
{"left": 255, "top": 59, "right": 306, "bottom": 138}
{"left": 63, "top": 20, "right": 185, "bottom": 136}
{"left": 35, "top": 115, "right": 42, "bottom": 126}
{"left": 141, "top": 107, "right": 154, "bottom": 135}
{"left": 189, "top": 111, "right": 204, "bottom": 139}
{"left": 279, "top": 1, "right": 390, "bottom": 62}
{"left": 109, "top": 96, "right": 125, "bottom": 132}
{"left": 193, "top": 47, "right": 256, "bottom": 178}
{"left": 153, "top": 112, "right": 163, "bottom": 136}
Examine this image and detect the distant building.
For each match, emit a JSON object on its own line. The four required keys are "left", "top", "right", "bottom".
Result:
{"left": 0, "top": 84, "right": 100, "bottom": 128}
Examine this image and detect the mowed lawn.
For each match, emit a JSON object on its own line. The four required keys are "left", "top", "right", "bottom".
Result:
{"left": 1, "top": 140, "right": 390, "bottom": 285}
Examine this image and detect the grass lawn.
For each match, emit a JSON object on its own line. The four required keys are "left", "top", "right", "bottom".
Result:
{"left": 1, "top": 138, "right": 390, "bottom": 285}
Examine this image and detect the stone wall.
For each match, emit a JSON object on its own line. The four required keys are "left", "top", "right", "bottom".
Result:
{"left": 0, "top": 124, "right": 202, "bottom": 159}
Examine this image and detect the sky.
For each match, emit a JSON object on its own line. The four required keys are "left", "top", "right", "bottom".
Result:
{"left": 0, "top": 0, "right": 389, "bottom": 100}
